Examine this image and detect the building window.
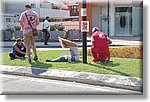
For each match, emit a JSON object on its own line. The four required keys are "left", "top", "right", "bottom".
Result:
{"left": 6, "top": 18, "right": 11, "bottom": 22}
{"left": 71, "top": 5, "right": 78, "bottom": 12}
{"left": 31, "top": 4, "right": 35, "bottom": 8}
{"left": 115, "top": 7, "right": 132, "bottom": 12}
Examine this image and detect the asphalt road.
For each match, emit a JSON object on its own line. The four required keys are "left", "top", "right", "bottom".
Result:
{"left": 0, "top": 74, "right": 142, "bottom": 95}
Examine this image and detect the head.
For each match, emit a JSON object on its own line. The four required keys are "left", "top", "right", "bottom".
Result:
{"left": 92, "top": 27, "right": 99, "bottom": 33}
{"left": 46, "top": 16, "right": 50, "bottom": 21}
{"left": 16, "top": 37, "right": 22, "bottom": 45}
{"left": 25, "top": 3, "right": 32, "bottom": 10}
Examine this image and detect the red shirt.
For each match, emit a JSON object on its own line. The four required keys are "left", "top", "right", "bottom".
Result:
{"left": 91, "top": 31, "right": 109, "bottom": 51}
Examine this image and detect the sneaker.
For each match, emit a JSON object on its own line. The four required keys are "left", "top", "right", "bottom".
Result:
{"left": 96, "top": 61, "right": 101, "bottom": 64}
{"left": 105, "top": 58, "right": 109, "bottom": 64}
{"left": 33, "top": 55, "right": 38, "bottom": 61}
{"left": 28, "top": 58, "right": 32, "bottom": 62}
{"left": 45, "top": 59, "right": 51, "bottom": 62}
{"left": 9, "top": 53, "right": 15, "bottom": 60}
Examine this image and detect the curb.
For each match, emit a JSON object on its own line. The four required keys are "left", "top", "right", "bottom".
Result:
{"left": 0, "top": 65, "right": 143, "bottom": 92}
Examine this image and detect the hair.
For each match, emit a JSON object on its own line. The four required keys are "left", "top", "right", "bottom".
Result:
{"left": 16, "top": 36, "right": 22, "bottom": 43}
{"left": 46, "top": 16, "right": 49, "bottom": 19}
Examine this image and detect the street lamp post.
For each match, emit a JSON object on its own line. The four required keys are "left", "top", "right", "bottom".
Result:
{"left": 107, "top": 0, "right": 109, "bottom": 37}
{"left": 82, "top": 0, "right": 87, "bottom": 64}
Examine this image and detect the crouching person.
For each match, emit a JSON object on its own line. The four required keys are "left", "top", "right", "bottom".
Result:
{"left": 46, "top": 37, "right": 79, "bottom": 62}
{"left": 91, "top": 27, "right": 112, "bottom": 63}
{"left": 9, "top": 37, "right": 27, "bottom": 59}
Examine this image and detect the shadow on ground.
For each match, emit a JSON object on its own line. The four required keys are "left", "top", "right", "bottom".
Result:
{"left": 88, "top": 61, "right": 132, "bottom": 77}
{"left": 29, "top": 60, "right": 52, "bottom": 69}
{"left": 29, "top": 60, "right": 52, "bottom": 75}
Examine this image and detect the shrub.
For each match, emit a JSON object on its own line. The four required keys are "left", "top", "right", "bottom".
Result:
{"left": 110, "top": 46, "right": 143, "bottom": 59}
{"left": 14, "top": 26, "right": 21, "bottom": 31}
{"left": 50, "top": 25, "right": 56, "bottom": 31}
{"left": 57, "top": 25, "right": 65, "bottom": 31}
{"left": 78, "top": 46, "right": 143, "bottom": 59}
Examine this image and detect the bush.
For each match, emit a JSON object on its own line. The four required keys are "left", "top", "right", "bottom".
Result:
{"left": 57, "top": 25, "right": 64, "bottom": 31}
{"left": 14, "top": 26, "right": 21, "bottom": 31}
{"left": 78, "top": 46, "right": 143, "bottom": 59}
{"left": 110, "top": 46, "right": 143, "bottom": 59}
{"left": 50, "top": 25, "right": 65, "bottom": 31}
{"left": 50, "top": 25, "right": 56, "bottom": 31}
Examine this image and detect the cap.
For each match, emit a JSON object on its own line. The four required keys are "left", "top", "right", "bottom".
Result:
{"left": 92, "top": 27, "right": 99, "bottom": 33}
{"left": 25, "top": 3, "right": 32, "bottom": 8}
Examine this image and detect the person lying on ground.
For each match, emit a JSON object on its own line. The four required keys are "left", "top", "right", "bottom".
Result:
{"left": 9, "top": 37, "right": 27, "bottom": 59}
{"left": 46, "top": 37, "right": 79, "bottom": 62}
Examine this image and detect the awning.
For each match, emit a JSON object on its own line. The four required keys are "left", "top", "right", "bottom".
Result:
{"left": 47, "top": 0, "right": 68, "bottom": 9}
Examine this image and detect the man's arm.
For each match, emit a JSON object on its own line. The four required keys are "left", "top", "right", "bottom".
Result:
{"left": 91, "top": 36, "right": 95, "bottom": 47}
{"left": 58, "top": 37, "right": 77, "bottom": 48}
{"left": 107, "top": 36, "right": 112, "bottom": 44}
{"left": 19, "top": 13, "right": 24, "bottom": 28}
{"left": 20, "top": 22, "right": 24, "bottom": 28}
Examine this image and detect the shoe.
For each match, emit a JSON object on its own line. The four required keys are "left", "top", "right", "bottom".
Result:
{"left": 105, "top": 58, "right": 109, "bottom": 64}
{"left": 28, "top": 58, "right": 32, "bottom": 62}
{"left": 96, "top": 61, "right": 101, "bottom": 64}
{"left": 44, "top": 43, "right": 49, "bottom": 45}
{"left": 33, "top": 55, "right": 38, "bottom": 61}
{"left": 9, "top": 53, "right": 15, "bottom": 59}
{"left": 46, "top": 59, "right": 51, "bottom": 62}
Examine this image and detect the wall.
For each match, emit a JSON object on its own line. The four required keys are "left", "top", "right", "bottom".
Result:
{"left": 91, "top": 7, "right": 100, "bottom": 29}
{"left": 132, "top": 7, "right": 143, "bottom": 36}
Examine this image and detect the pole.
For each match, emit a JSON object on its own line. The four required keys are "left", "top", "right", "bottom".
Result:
{"left": 107, "top": 0, "right": 109, "bottom": 37}
{"left": 82, "top": 0, "right": 87, "bottom": 64}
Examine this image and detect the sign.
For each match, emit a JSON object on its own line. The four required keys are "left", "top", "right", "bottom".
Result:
{"left": 81, "top": 21, "right": 89, "bottom": 32}
{"left": 81, "top": 8, "right": 86, "bottom": 16}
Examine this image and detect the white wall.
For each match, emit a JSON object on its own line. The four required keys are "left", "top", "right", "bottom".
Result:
{"left": 39, "top": 8, "right": 70, "bottom": 18}
{"left": 91, "top": 7, "right": 100, "bottom": 30}
{"left": 132, "top": 7, "right": 143, "bottom": 36}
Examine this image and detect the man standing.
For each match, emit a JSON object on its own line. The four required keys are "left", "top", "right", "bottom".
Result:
{"left": 42, "top": 16, "right": 50, "bottom": 45}
{"left": 19, "top": 3, "right": 39, "bottom": 62}
{"left": 91, "top": 27, "right": 112, "bottom": 63}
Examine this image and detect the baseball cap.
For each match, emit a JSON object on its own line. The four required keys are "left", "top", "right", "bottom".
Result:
{"left": 92, "top": 27, "right": 99, "bottom": 33}
{"left": 25, "top": 3, "right": 32, "bottom": 8}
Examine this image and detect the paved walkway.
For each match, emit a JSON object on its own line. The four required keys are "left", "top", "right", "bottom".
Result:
{"left": 1, "top": 36, "right": 142, "bottom": 48}
{"left": 0, "top": 65, "right": 142, "bottom": 92}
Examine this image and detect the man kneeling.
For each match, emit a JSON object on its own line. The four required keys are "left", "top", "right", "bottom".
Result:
{"left": 46, "top": 37, "right": 79, "bottom": 62}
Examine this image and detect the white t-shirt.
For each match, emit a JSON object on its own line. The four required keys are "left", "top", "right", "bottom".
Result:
{"left": 43, "top": 20, "right": 50, "bottom": 29}
{"left": 70, "top": 47, "right": 79, "bottom": 61}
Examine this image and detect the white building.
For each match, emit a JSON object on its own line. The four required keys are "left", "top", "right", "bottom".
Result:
{"left": 1, "top": 0, "right": 70, "bottom": 29}
{"left": 78, "top": 0, "right": 143, "bottom": 36}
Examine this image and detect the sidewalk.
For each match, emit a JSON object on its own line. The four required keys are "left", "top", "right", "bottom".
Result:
{"left": 0, "top": 65, "right": 142, "bottom": 92}
{"left": 1, "top": 36, "right": 142, "bottom": 48}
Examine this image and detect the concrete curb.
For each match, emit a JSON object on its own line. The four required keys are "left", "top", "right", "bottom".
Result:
{"left": 0, "top": 65, "right": 142, "bottom": 92}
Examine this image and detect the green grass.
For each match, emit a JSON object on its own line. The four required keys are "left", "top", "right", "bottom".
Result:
{"left": 0, "top": 50, "right": 143, "bottom": 78}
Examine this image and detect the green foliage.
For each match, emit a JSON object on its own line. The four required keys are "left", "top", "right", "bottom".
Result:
{"left": 57, "top": 25, "right": 64, "bottom": 31}
{"left": 14, "top": 26, "right": 21, "bottom": 31}
{"left": 50, "top": 25, "right": 56, "bottom": 31}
